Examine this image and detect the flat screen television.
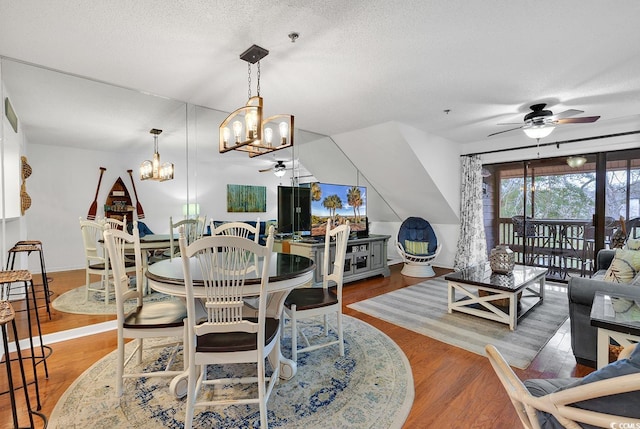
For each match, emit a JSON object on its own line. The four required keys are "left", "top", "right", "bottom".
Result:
{"left": 277, "top": 186, "right": 311, "bottom": 236}
{"left": 310, "top": 182, "right": 368, "bottom": 238}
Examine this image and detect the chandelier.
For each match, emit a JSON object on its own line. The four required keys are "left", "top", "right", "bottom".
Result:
{"left": 219, "top": 44, "right": 294, "bottom": 158}
{"left": 140, "top": 128, "right": 174, "bottom": 181}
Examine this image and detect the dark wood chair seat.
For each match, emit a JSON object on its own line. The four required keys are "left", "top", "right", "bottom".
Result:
{"left": 123, "top": 300, "right": 186, "bottom": 329}
{"left": 195, "top": 318, "right": 279, "bottom": 353}
{"left": 89, "top": 259, "right": 135, "bottom": 270}
{"left": 285, "top": 288, "right": 338, "bottom": 311}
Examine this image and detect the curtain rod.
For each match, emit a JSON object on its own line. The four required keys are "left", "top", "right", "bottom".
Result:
{"left": 462, "top": 130, "right": 640, "bottom": 157}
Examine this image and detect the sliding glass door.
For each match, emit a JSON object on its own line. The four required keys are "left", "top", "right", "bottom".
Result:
{"left": 605, "top": 149, "right": 640, "bottom": 240}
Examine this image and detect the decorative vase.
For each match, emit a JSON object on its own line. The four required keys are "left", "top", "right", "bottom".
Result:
{"left": 489, "top": 245, "right": 515, "bottom": 274}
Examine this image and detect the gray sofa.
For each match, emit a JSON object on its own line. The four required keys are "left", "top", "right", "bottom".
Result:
{"left": 568, "top": 249, "right": 640, "bottom": 367}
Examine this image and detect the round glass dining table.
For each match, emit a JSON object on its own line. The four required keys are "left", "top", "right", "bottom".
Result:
{"left": 145, "top": 252, "right": 315, "bottom": 394}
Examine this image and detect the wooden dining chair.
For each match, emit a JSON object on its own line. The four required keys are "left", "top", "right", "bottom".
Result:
{"left": 79, "top": 217, "right": 135, "bottom": 304}
{"left": 103, "top": 221, "right": 187, "bottom": 397}
{"left": 283, "top": 221, "right": 350, "bottom": 362}
{"left": 167, "top": 215, "right": 207, "bottom": 260}
{"left": 178, "top": 226, "right": 278, "bottom": 429}
{"left": 211, "top": 218, "right": 261, "bottom": 274}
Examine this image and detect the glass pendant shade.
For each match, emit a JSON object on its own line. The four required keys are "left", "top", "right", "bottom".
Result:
{"left": 567, "top": 156, "right": 587, "bottom": 168}
{"left": 523, "top": 124, "right": 555, "bottom": 139}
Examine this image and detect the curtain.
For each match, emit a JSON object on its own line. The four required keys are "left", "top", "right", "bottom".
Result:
{"left": 454, "top": 155, "right": 487, "bottom": 270}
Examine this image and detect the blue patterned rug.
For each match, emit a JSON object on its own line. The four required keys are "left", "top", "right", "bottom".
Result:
{"left": 52, "top": 284, "right": 175, "bottom": 315}
{"left": 48, "top": 315, "right": 413, "bottom": 428}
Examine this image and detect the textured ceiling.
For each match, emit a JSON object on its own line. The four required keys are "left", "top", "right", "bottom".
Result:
{"left": 1, "top": 0, "right": 640, "bottom": 150}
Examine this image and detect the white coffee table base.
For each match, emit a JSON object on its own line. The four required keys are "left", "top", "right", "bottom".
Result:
{"left": 447, "top": 278, "right": 545, "bottom": 331}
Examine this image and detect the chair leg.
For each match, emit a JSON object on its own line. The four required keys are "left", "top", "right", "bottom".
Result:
{"left": 116, "top": 333, "right": 125, "bottom": 397}
{"left": 291, "top": 306, "right": 298, "bottom": 363}
{"left": 104, "top": 272, "right": 110, "bottom": 305}
{"left": 337, "top": 311, "right": 345, "bottom": 357}
{"left": 86, "top": 269, "right": 91, "bottom": 301}
{"left": 136, "top": 338, "right": 143, "bottom": 364}
{"left": 184, "top": 364, "right": 200, "bottom": 429}
{"left": 258, "top": 357, "right": 268, "bottom": 429}
{"left": 323, "top": 314, "right": 329, "bottom": 336}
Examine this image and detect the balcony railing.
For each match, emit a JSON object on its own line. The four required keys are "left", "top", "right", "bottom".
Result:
{"left": 496, "top": 218, "right": 595, "bottom": 280}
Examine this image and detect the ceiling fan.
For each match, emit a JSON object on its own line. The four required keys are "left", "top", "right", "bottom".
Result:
{"left": 259, "top": 160, "right": 289, "bottom": 176}
{"left": 488, "top": 103, "right": 600, "bottom": 139}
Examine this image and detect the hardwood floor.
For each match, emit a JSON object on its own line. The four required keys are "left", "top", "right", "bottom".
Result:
{"left": 1, "top": 265, "right": 593, "bottom": 429}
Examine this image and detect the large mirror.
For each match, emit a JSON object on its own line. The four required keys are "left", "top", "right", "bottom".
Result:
{"left": 1, "top": 56, "right": 399, "bottom": 338}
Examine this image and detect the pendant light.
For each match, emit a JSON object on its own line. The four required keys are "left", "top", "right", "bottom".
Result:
{"left": 219, "top": 44, "right": 294, "bottom": 158}
{"left": 140, "top": 128, "right": 174, "bottom": 181}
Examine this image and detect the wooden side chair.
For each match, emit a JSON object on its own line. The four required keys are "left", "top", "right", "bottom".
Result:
{"left": 79, "top": 217, "right": 136, "bottom": 304}
{"left": 179, "top": 226, "right": 278, "bottom": 429}
{"left": 485, "top": 343, "right": 640, "bottom": 428}
{"left": 103, "top": 221, "right": 187, "bottom": 397}
{"left": 284, "top": 221, "right": 350, "bottom": 362}
{"left": 167, "top": 215, "right": 207, "bottom": 260}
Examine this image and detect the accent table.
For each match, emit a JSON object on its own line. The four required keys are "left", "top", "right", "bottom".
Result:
{"left": 445, "top": 263, "right": 547, "bottom": 330}
{"left": 590, "top": 292, "right": 640, "bottom": 369}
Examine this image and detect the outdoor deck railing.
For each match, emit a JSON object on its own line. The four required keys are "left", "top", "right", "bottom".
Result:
{"left": 496, "top": 218, "right": 594, "bottom": 280}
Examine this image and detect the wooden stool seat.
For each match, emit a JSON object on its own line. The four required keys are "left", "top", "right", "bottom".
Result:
{"left": 7, "top": 241, "right": 52, "bottom": 319}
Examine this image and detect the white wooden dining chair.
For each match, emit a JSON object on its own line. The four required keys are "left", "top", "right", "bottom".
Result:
{"left": 105, "top": 215, "right": 127, "bottom": 231}
{"left": 211, "top": 217, "right": 261, "bottom": 274}
{"left": 104, "top": 221, "right": 187, "bottom": 397}
{"left": 167, "top": 215, "right": 207, "bottom": 260}
{"left": 178, "top": 226, "right": 278, "bottom": 429}
{"left": 79, "top": 217, "right": 135, "bottom": 304}
{"left": 283, "top": 221, "right": 350, "bottom": 362}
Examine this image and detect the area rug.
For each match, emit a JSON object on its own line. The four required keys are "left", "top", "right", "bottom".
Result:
{"left": 52, "top": 284, "right": 175, "bottom": 315}
{"left": 348, "top": 276, "right": 568, "bottom": 369}
{"left": 48, "top": 315, "right": 413, "bottom": 428}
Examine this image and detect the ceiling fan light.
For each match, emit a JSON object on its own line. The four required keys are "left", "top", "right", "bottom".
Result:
{"left": 523, "top": 125, "right": 555, "bottom": 139}
{"left": 567, "top": 156, "right": 587, "bottom": 168}
{"left": 274, "top": 164, "right": 286, "bottom": 177}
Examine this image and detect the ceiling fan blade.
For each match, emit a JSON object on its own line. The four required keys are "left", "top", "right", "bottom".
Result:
{"left": 488, "top": 126, "right": 523, "bottom": 137}
{"left": 556, "top": 115, "right": 600, "bottom": 124}
{"left": 258, "top": 167, "right": 273, "bottom": 173}
{"left": 551, "top": 109, "right": 583, "bottom": 120}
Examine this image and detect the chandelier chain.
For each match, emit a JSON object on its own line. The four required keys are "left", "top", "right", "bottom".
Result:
{"left": 256, "top": 61, "right": 261, "bottom": 97}
{"left": 247, "top": 63, "right": 252, "bottom": 99}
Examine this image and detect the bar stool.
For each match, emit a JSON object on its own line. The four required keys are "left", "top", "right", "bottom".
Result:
{"left": 1, "top": 301, "right": 48, "bottom": 428}
{"left": 7, "top": 241, "right": 51, "bottom": 319}
{"left": 0, "top": 270, "right": 51, "bottom": 398}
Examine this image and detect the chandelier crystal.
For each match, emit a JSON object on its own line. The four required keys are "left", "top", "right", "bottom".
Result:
{"left": 219, "top": 44, "right": 294, "bottom": 158}
{"left": 140, "top": 128, "right": 174, "bottom": 181}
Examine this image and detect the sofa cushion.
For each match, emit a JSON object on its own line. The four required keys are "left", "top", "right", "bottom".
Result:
{"left": 603, "top": 249, "right": 640, "bottom": 283}
{"left": 525, "top": 345, "right": 640, "bottom": 428}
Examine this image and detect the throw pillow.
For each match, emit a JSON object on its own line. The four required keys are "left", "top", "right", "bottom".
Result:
{"left": 627, "top": 238, "right": 640, "bottom": 250}
{"left": 603, "top": 249, "right": 640, "bottom": 283}
{"left": 405, "top": 240, "right": 429, "bottom": 255}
